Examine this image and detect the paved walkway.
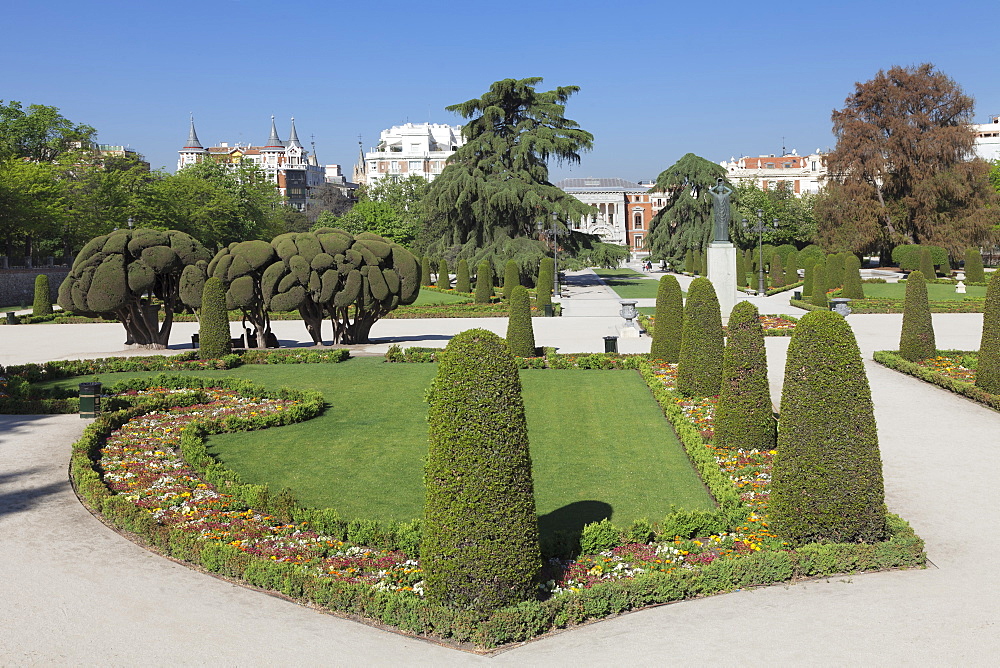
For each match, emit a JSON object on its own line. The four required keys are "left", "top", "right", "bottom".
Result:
{"left": 2, "top": 277, "right": 999, "bottom": 664}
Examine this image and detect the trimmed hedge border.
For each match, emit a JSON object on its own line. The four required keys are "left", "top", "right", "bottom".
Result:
{"left": 873, "top": 350, "right": 1000, "bottom": 412}
{"left": 28, "top": 352, "right": 925, "bottom": 651}
{"left": 791, "top": 297, "right": 986, "bottom": 314}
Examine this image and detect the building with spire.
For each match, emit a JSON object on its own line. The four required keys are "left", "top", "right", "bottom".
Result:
{"left": 178, "top": 116, "right": 326, "bottom": 211}
{"left": 354, "top": 122, "right": 465, "bottom": 186}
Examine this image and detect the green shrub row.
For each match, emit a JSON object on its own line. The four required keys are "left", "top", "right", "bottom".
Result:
{"left": 873, "top": 350, "right": 1000, "bottom": 413}
{"left": 789, "top": 297, "right": 986, "bottom": 314}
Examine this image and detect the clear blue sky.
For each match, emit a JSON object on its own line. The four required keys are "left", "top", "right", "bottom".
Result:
{"left": 4, "top": 0, "right": 997, "bottom": 182}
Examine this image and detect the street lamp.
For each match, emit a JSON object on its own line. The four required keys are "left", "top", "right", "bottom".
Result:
{"left": 742, "top": 209, "right": 778, "bottom": 296}
{"left": 550, "top": 211, "right": 560, "bottom": 297}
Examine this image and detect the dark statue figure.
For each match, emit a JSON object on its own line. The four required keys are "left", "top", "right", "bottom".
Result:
{"left": 708, "top": 177, "right": 734, "bottom": 243}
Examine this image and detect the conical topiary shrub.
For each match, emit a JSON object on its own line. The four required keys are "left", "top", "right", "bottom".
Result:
{"left": 422, "top": 328, "right": 540, "bottom": 612}
{"left": 32, "top": 274, "right": 53, "bottom": 316}
{"left": 825, "top": 253, "right": 843, "bottom": 290}
{"left": 474, "top": 260, "right": 493, "bottom": 304}
{"left": 810, "top": 264, "right": 828, "bottom": 307}
{"left": 700, "top": 248, "right": 708, "bottom": 277}
{"left": 769, "top": 251, "right": 784, "bottom": 289}
{"left": 976, "top": 270, "right": 1000, "bottom": 393}
{"left": 455, "top": 259, "right": 471, "bottom": 293}
{"left": 784, "top": 250, "right": 799, "bottom": 288}
{"left": 506, "top": 285, "right": 536, "bottom": 357}
{"left": 714, "top": 300, "right": 776, "bottom": 451}
{"left": 649, "top": 274, "right": 683, "bottom": 362}
{"left": 841, "top": 254, "right": 865, "bottom": 299}
{"left": 676, "top": 277, "right": 724, "bottom": 397}
{"left": 537, "top": 257, "right": 554, "bottom": 299}
{"left": 436, "top": 259, "right": 450, "bottom": 289}
{"left": 502, "top": 260, "right": 519, "bottom": 300}
{"left": 802, "top": 262, "right": 814, "bottom": 297}
{"left": 899, "top": 270, "right": 936, "bottom": 361}
{"left": 199, "top": 276, "right": 231, "bottom": 359}
{"left": 421, "top": 256, "right": 433, "bottom": 287}
{"left": 770, "top": 309, "right": 887, "bottom": 545}
{"left": 919, "top": 247, "right": 936, "bottom": 279}
{"left": 965, "top": 248, "right": 985, "bottom": 283}
{"left": 685, "top": 249, "right": 695, "bottom": 274}
{"left": 736, "top": 251, "right": 746, "bottom": 288}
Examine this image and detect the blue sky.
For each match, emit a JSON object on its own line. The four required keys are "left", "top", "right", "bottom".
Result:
{"left": 4, "top": 0, "right": 997, "bottom": 182}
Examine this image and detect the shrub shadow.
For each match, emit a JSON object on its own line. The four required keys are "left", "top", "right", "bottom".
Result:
{"left": 537, "top": 500, "right": 613, "bottom": 559}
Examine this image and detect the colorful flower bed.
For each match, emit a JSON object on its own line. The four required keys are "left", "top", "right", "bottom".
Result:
{"left": 915, "top": 353, "right": 976, "bottom": 383}
{"left": 642, "top": 314, "right": 797, "bottom": 337}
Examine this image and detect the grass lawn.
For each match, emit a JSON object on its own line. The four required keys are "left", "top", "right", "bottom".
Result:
{"left": 38, "top": 358, "right": 713, "bottom": 533}
{"left": 410, "top": 288, "right": 472, "bottom": 306}
{"left": 861, "top": 282, "right": 987, "bottom": 301}
{"left": 591, "top": 268, "right": 662, "bottom": 299}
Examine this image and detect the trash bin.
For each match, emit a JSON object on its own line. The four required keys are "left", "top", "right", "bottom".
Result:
{"left": 79, "top": 382, "right": 102, "bottom": 419}
{"left": 6, "top": 312, "right": 17, "bottom": 325}
{"left": 603, "top": 335, "right": 619, "bottom": 354}
{"left": 544, "top": 304, "right": 554, "bottom": 318}
{"left": 191, "top": 333, "right": 200, "bottom": 348}
{"left": 793, "top": 291, "right": 802, "bottom": 300}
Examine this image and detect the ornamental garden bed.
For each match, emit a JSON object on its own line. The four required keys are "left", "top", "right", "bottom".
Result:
{"left": 790, "top": 297, "right": 985, "bottom": 314}
{"left": 873, "top": 350, "right": 1000, "bottom": 412}
{"left": 4, "top": 350, "right": 925, "bottom": 651}
{"left": 640, "top": 313, "right": 798, "bottom": 337}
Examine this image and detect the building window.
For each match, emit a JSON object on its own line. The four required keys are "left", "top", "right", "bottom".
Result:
{"left": 408, "top": 161, "right": 422, "bottom": 172}
{"left": 765, "top": 163, "right": 775, "bottom": 169}
{"left": 390, "top": 161, "right": 399, "bottom": 171}
{"left": 811, "top": 161, "right": 817, "bottom": 170}
{"left": 634, "top": 234, "right": 643, "bottom": 249}
{"left": 369, "top": 162, "right": 376, "bottom": 171}
{"left": 633, "top": 212, "right": 643, "bottom": 229}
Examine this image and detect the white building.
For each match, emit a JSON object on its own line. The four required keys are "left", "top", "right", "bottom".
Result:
{"left": 973, "top": 116, "right": 1000, "bottom": 162}
{"left": 556, "top": 178, "right": 665, "bottom": 252}
{"left": 355, "top": 123, "right": 465, "bottom": 186}
{"left": 719, "top": 150, "right": 828, "bottom": 195}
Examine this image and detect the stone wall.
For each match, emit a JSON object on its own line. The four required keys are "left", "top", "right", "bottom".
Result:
{"left": 0, "top": 269, "right": 69, "bottom": 308}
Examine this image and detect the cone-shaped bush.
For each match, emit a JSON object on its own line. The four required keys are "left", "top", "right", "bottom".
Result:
{"left": 649, "top": 274, "right": 684, "bottom": 362}
{"left": 455, "top": 259, "right": 471, "bottom": 293}
{"left": 502, "top": 260, "right": 519, "bottom": 299}
{"left": 802, "top": 262, "right": 814, "bottom": 297}
{"left": 199, "top": 276, "right": 231, "bottom": 359}
{"left": 810, "top": 264, "right": 827, "bottom": 307}
{"left": 537, "top": 257, "right": 554, "bottom": 300}
{"left": 700, "top": 248, "right": 708, "bottom": 277}
{"left": 825, "top": 253, "right": 842, "bottom": 290}
{"left": 676, "top": 277, "right": 724, "bottom": 397}
{"left": 421, "top": 256, "right": 433, "bottom": 287}
{"left": 714, "top": 300, "right": 776, "bottom": 451}
{"left": 841, "top": 254, "right": 865, "bottom": 299}
{"left": 474, "top": 260, "right": 493, "bottom": 304}
{"left": 437, "top": 259, "right": 450, "bottom": 289}
{"left": 736, "top": 251, "right": 746, "bottom": 288}
{"left": 506, "top": 286, "right": 536, "bottom": 357}
{"left": 976, "top": 270, "right": 1000, "bottom": 393}
{"left": 32, "top": 274, "right": 53, "bottom": 316}
{"left": 769, "top": 251, "right": 784, "bottom": 288}
{"left": 919, "top": 247, "right": 935, "bottom": 278}
{"left": 422, "top": 328, "right": 540, "bottom": 612}
{"left": 770, "top": 310, "right": 887, "bottom": 545}
{"left": 899, "top": 270, "right": 936, "bottom": 361}
{"left": 684, "top": 249, "right": 694, "bottom": 274}
{"left": 965, "top": 248, "right": 985, "bottom": 283}
{"left": 784, "top": 251, "right": 798, "bottom": 287}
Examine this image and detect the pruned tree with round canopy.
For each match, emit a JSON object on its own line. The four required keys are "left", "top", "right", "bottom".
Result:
{"left": 58, "top": 228, "right": 211, "bottom": 348}
{"left": 208, "top": 239, "right": 280, "bottom": 348}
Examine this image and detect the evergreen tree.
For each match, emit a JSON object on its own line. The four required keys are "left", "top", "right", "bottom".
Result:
{"left": 825, "top": 253, "right": 843, "bottom": 289}
{"left": 506, "top": 286, "right": 536, "bottom": 357}
{"left": 976, "top": 270, "right": 1000, "bottom": 393}
{"left": 421, "top": 256, "right": 433, "bottom": 286}
{"left": 715, "top": 300, "right": 776, "bottom": 451}
{"left": 649, "top": 274, "right": 683, "bottom": 362}
{"left": 769, "top": 251, "right": 784, "bottom": 288}
{"left": 455, "top": 259, "right": 471, "bottom": 293}
{"left": 810, "top": 264, "right": 828, "bottom": 307}
{"left": 770, "top": 310, "right": 887, "bottom": 545}
{"left": 32, "top": 274, "right": 52, "bottom": 316}
{"left": 198, "top": 276, "right": 231, "bottom": 359}
{"left": 919, "top": 246, "right": 936, "bottom": 278}
{"left": 684, "top": 248, "right": 694, "bottom": 274}
{"left": 965, "top": 247, "right": 985, "bottom": 283}
{"left": 802, "top": 262, "right": 814, "bottom": 297}
{"left": 536, "top": 257, "right": 554, "bottom": 311}
{"left": 676, "top": 277, "right": 724, "bottom": 397}
{"left": 736, "top": 251, "right": 746, "bottom": 288}
{"left": 502, "top": 259, "right": 519, "bottom": 299}
{"left": 899, "top": 270, "right": 936, "bottom": 361}
{"left": 423, "top": 329, "right": 540, "bottom": 611}
{"left": 437, "top": 259, "right": 450, "bottom": 289}
{"left": 784, "top": 250, "right": 799, "bottom": 286}
{"left": 700, "top": 247, "right": 708, "bottom": 276}
{"left": 842, "top": 253, "right": 865, "bottom": 299}
{"left": 474, "top": 260, "right": 493, "bottom": 304}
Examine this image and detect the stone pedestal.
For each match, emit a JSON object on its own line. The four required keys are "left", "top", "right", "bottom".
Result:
{"left": 707, "top": 242, "right": 738, "bottom": 323}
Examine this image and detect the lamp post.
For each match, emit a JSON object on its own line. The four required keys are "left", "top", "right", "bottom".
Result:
{"left": 742, "top": 208, "right": 778, "bottom": 296}
{"left": 550, "top": 211, "right": 560, "bottom": 297}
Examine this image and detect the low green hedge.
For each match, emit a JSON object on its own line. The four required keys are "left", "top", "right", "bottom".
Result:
{"left": 790, "top": 297, "right": 985, "bottom": 314}
{"left": 873, "top": 350, "right": 1000, "bottom": 412}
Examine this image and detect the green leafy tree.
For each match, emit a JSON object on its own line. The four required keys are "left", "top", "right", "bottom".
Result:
{"left": 437, "top": 259, "right": 450, "bottom": 289}
{"left": 676, "top": 277, "right": 724, "bottom": 397}
{"left": 646, "top": 154, "right": 731, "bottom": 264}
{"left": 650, "top": 274, "right": 684, "bottom": 362}
{"left": 811, "top": 263, "right": 828, "bottom": 307}
{"left": 198, "top": 276, "right": 231, "bottom": 359}
{"left": 976, "top": 271, "right": 1000, "bottom": 393}
{"left": 474, "top": 260, "right": 493, "bottom": 304}
{"left": 0, "top": 100, "right": 96, "bottom": 161}
{"left": 842, "top": 254, "right": 865, "bottom": 299}
{"left": 731, "top": 181, "right": 818, "bottom": 249}
{"left": 506, "top": 286, "right": 536, "bottom": 356}
{"left": 714, "top": 301, "right": 776, "bottom": 451}
{"left": 899, "top": 270, "right": 936, "bottom": 361}
{"left": 313, "top": 200, "right": 415, "bottom": 247}
{"left": 502, "top": 259, "right": 520, "bottom": 299}
{"left": 32, "top": 274, "right": 52, "bottom": 316}
{"left": 891, "top": 244, "right": 948, "bottom": 270}
{"left": 208, "top": 240, "right": 279, "bottom": 347}
{"left": 770, "top": 310, "right": 887, "bottom": 545}
{"left": 964, "top": 247, "right": 985, "bottom": 282}
{"left": 423, "top": 329, "right": 540, "bottom": 611}
{"left": 0, "top": 158, "right": 67, "bottom": 261}
{"left": 455, "top": 258, "right": 471, "bottom": 293}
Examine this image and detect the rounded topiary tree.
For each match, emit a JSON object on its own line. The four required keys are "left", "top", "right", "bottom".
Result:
{"left": 810, "top": 264, "right": 828, "bottom": 307}
{"left": 899, "top": 270, "right": 936, "bottom": 361}
{"left": 919, "top": 247, "right": 936, "bottom": 279}
{"left": 474, "top": 260, "right": 493, "bottom": 304}
{"left": 506, "top": 285, "right": 536, "bottom": 357}
{"left": 841, "top": 254, "right": 865, "bottom": 299}
{"left": 649, "top": 274, "right": 683, "bottom": 362}
{"left": 437, "top": 259, "right": 450, "bottom": 289}
{"left": 455, "top": 259, "right": 471, "bottom": 293}
{"left": 32, "top": 274, "right": 53, "bottom": 316}
{"left": 502, "top": 259, "right": 519, "bottom": 299}
{"left": 422, "top": 328, "right": 540, "bottom": 612}
{"left": 976, "top": 270, "right": 1000, "bottom": 393}
{"left": 769, "top": 251, "right": 784, "bottom": 289}
{"left": 715, "top": 300, "right": 776, "bottom": 451}
{"left": 198, "top": 276, "right": 231, "bottom": 359}
{"left": 964, "top": 248, "right": 985, "bottom": 283}
{"left": 676, "top": 277, "right": 724, "bottom": 397}
{"left": 770, "top": 310, "right": 887, "bottom": 545}
{"left": 421, "top": 256, "right": 433, "bottom": 287}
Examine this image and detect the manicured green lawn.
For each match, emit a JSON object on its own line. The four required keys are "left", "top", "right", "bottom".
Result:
{"left": 861, "top": 282, "right": 987, "bottom": 301}
{"left": 591, "top": 269, "right": 662, "bottom": 299}
{"left": 39, "top": 358, "right": 713, "bottom": 531}
{"left": 411, "top": 288, "right": 472, "bottom": 306}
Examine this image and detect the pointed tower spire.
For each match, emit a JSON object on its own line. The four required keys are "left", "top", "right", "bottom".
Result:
{"left": 183, "top": 114, "right": 204, "bottom": 149}
{"left": 287, "top": 117, "right": 303, "bottom": 149}
{"left": 264, "top": 115, "right": 283, "bottom": 148}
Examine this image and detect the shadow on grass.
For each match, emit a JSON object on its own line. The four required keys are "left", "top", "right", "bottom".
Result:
{"left": 538, "top": 500, "right": 613, "bottom": 558}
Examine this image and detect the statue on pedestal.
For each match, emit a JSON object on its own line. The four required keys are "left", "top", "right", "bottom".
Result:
{"left": 708, "top": 178, "right": 734, "bottom": 243}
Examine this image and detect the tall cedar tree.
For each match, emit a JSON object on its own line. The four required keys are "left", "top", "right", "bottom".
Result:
{"left": 899, "top": 270, "right": 936, "bottom": 361}
{"left": 817, "top": 64, "right": 998, "bottom": 258}
{"left": 421, "top": 256, "right": 433, "bottom": 286}
{"left": 649, "top": 274, "right": 684, "bottom": 362}
{"left": 676, "top": 277, "right": 724, "bottom": 397}
{"left": 769, "top": 251, "right": 784, "bottom": 288}
{"left": 964, "top": 248, "right": 985, "bottom": 282}
{"left": 474, "top": 260, "right": 493, "bottom": 304}
{"left": 810, "top": 264, "right": 828, "bottom": 307}
{"left": 455, "top": 259, "right": 471, "bottom": 293}
{"left": 506, "top": 286, "right": 536, "bottom": 357}
{"left": 198, "top": 276, "right": 232, "bottom": 359}
{"left": 976, "top": 270, "right": 1000, "bottom": 393}
{"left": 422, "top": 329, "right": 540, "bottom": 611}
{"left": 842, "top": 254, "right": 865, "bottom": 299}
{"left": 437, "top": 259, "right": 450, "bottom": 289}
{"left": 423, "top": 78, "right": 593, "bottom": 249}
{"left": 715, "top": 300, "right": 777, "bottom": 451}
{"left": 32, "top": 274, "right": 52, "bottom": 316}
{"left": 770, "top": 310, "right": 887, "bottom": 544}
{"left": 646, "top": 153, "right": 733, "bottom": 265}
{"left": 918, "top": 247, "right": 936, "bottom": 278}
{"left": 502, "top": 259, "right": 519, "bottom": 299}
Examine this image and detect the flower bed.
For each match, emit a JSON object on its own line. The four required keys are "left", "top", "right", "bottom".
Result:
{"left": 641, "top": 314, "right": 798, "bottom": 337}
{"left": 874, "top": 350, "right": 1000, "bottom": 412}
